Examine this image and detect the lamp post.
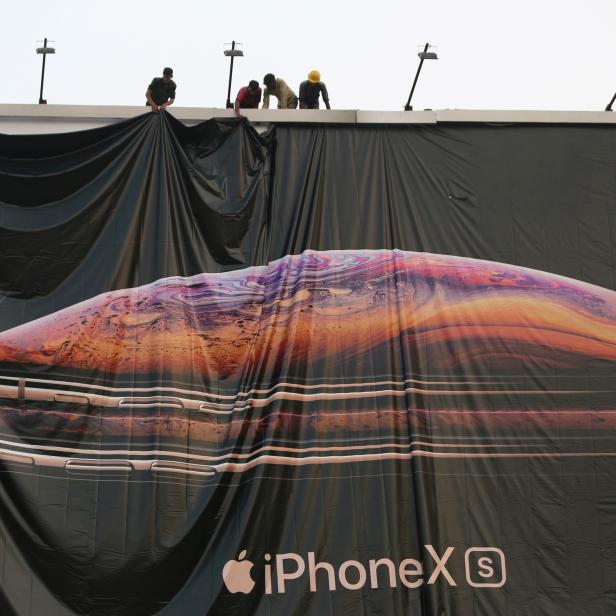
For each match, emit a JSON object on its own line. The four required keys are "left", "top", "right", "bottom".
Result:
{"left": 36, "top": 37, "right": 55, "bottom": 104}
{"left": 606, "top": 91, "right": 616, "bottom": 112}
{"left": 404, "top": 43, "right": 438, "bottom": 111}
{"left": 224, "top": 41, "right": 244, "bottom": 109}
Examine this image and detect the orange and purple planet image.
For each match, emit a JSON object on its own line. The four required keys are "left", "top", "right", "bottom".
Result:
{"left": 1, "top": 250, "right": 616, "bottom": 476}
{"left": 3, "top": 249, "right": 616, "bottom": 377}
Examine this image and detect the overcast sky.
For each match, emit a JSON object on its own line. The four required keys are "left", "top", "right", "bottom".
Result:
{"left": 4, "top": 0, "right": 616, "bottom": 111}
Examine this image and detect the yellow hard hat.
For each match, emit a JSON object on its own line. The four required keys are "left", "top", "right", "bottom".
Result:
{"left": 308, "top": 70, "right": 321, "bottom": 84}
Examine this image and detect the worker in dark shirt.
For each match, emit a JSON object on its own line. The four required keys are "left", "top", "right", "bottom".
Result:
{"left": 234, "top": 80, "right": 262, "bottom": 118}
{"left": 146, "top": 67, "right": 176, "bottom": 112}
{"left": 299, "top": 70, "right": 330, "bottom": 110}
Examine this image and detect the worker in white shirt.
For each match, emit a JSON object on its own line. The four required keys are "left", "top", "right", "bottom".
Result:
{"left": 262, "top": 73, "right": 298, "bottom": 109}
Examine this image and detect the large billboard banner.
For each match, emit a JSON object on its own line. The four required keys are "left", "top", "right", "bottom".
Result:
{"left": 1, "top": 114, "right": 616, "bottom": 614}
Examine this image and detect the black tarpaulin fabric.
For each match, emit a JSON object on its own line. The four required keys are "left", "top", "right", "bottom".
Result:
{"left": 1, "top": 113, "right": 616, "bottom": 615}
{"left": 269, "top": 123, "right": 616, "bottom": 288}
{"left": 0, "top": 113, "right": 272, "bottom": 327}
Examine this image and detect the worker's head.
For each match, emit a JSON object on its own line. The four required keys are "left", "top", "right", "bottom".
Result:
{"left": 163, "top": 67, "right": 173, "bottom": 83}
{"left": 248, "top": 80, "right": 259, "bottom": 91}
{"left": 308, "top": 70, "right": 321, "bottom": 84}
{"left": 263, "top": 73, "right": 276, "bottom": 89}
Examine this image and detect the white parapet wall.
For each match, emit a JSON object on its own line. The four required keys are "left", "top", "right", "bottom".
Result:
{"left": 1, "top": 104, "right": 616, "bottom": 134}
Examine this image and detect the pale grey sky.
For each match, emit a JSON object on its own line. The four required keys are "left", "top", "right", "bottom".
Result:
{"left": 4, "top": 0, "right": 616, "bottom": 111}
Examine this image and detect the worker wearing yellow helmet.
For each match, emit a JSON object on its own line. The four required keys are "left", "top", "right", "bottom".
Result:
{"left": 299, "top": 70, "right": 331, "bottom": 110}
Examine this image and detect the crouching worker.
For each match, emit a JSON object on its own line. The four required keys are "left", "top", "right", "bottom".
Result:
{"left": 299, "top": 70, "right": 330, "bottom": 109}
{"left": 146, "top": 67, "right": 176, "bottom": 112}
{"left": 234, "top": 80, "right": 262, "bottom": 117}
{"left": 262, "top": 73, "right": 298, "bottom": 109}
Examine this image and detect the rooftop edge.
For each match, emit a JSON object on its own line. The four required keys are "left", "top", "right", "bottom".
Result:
{"left": 1, "top": 105, "right": 616, "bottom": 135}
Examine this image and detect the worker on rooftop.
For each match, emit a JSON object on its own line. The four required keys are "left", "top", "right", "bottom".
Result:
{"left": 299, "top": 70, "right": 330, "bottom": 110}
{"left": 234, "top": 80, "right": 262, "bottom": 118}
{"left": 146, "top": 67, "right": 176, "bottom": 112}
{"left": 262, "top": 74, "right": 298, "bottom": 109}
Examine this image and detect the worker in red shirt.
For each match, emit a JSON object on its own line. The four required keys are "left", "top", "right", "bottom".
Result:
{"left": 234, "top": 80, "right": 262, "bottom": 118}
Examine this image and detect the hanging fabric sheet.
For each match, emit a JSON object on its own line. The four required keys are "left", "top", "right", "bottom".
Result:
{"left": 1, "top": 113, "right": 616, "bottom": 615}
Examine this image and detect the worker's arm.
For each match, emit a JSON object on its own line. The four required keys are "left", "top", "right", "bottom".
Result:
{"left": 235, "top": 87, "right": 247, "bottom": 117}
{"left": 321, "top": 83, "right": 331, "bottom": 110}
{"left": 262, "top": 89, "right": 270, "bottom": 109}
{"left": 146, "top": 89, "right": 159, "bottom": 112}
{"left": 160, "top": 84, "right": 176, "bottom": 109}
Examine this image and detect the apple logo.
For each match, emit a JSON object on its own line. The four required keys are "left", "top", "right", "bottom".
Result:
{"left": 222, "top": 550, "right": 255, "bottom": 594}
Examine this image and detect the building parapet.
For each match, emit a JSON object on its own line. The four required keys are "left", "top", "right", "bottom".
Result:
{"left": 1, "top": 104, "right": 616, "bottom": 134}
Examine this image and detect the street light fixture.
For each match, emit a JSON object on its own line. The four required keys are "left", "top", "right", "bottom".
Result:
{"left": 404, "top": 43, "right": 438, "bottom": 111}
{"left": 224, "top": 41, "right": 244, "bottom": 109}
{"left": 36, "top": 37, "right": 55, "bottom": 104}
